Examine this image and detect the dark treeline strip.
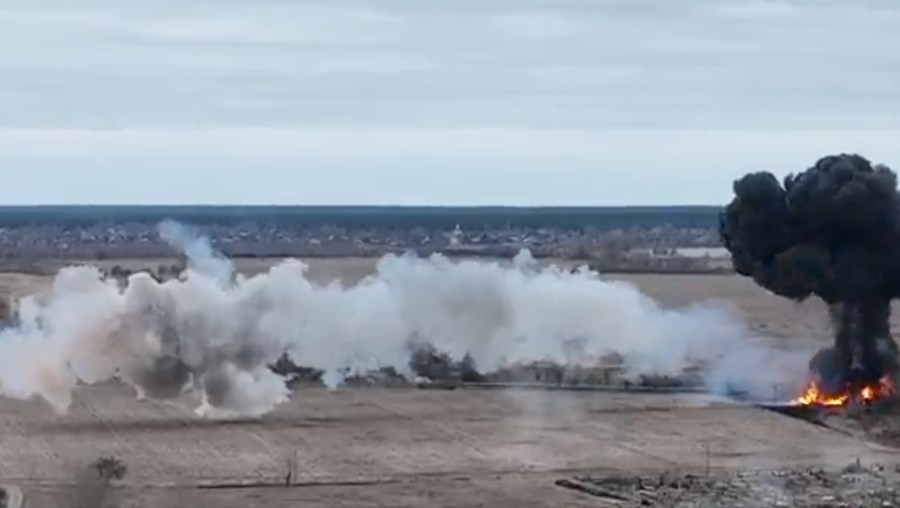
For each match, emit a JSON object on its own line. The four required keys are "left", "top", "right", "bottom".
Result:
{"left": 0, "top": 205, "right": 720, "bottom": 230}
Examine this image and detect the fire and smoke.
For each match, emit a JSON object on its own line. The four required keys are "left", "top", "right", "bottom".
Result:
{"left": 720, "top": 153, "right": 900, "bottom": 402}
{"left": 0, "top": 222, "right": 789, "bottom": 417}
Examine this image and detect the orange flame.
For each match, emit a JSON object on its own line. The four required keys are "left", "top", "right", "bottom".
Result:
{"left": 792, "top": 380, "right": 848, "bottom": 407}
{"left": 791, "top": 376, "right": 895, "bottom": 407}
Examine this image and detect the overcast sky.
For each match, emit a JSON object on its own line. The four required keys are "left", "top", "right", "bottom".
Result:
{"left": 2, "top": 0, "right": 899, "bottom": 205}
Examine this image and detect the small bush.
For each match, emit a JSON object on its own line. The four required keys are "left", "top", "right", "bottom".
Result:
{"left": 92, "top": 457, "right": 127, "bottom": 482}
{"left": 70, "top": 456, "right": 127, "bottom": 508}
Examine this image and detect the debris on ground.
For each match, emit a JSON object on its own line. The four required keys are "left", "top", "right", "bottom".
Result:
{"left": 559, "top": 461, "right": 900, "bottom": 507}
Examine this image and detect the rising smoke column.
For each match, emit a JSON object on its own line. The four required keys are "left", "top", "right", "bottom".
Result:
{"left": 0, "top": 222, "right": 775, "bottom": 417}
{"left": 719, "top": 153, "right": 900, "bottom": 393}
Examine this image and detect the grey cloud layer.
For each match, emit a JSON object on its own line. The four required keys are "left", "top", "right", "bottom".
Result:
{"left": 2, "top": 128, "right": 899, "bottom": 205}
{"left": 2, "top": 0, "right": 899, "bottom": 129}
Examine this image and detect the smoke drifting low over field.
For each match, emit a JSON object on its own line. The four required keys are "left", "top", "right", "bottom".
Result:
{"left": 0, "top": 222, "right": 792, "bottom": 416}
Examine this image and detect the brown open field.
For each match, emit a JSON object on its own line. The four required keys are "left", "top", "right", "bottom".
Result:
{"left": 5, "top": 385, "right": 898, "bottom": 507}
{"left": 1, "top": 257, "right": 898, "bottom": 506}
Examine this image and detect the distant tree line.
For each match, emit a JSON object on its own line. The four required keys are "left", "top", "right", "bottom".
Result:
{"left": 0, "top": 205, "right": 720, "bottom": 231}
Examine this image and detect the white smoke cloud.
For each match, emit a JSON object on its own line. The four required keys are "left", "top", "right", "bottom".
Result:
{"left": 158, "top": 219, "right": 234, "bottom": 284}
{"left": 0, "top": 222, "right": 793, "bottom": 416}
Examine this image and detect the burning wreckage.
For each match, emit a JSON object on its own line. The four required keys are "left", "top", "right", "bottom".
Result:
{"left": 720, "top": 153, "right": 900, "bottom": 410}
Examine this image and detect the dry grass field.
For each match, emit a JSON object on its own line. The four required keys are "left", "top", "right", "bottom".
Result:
{"left": 0, "top": 257, "right": 896, "bottom": 506}
{"left": 7, "top": 385, "right": 898, "bottom": 507}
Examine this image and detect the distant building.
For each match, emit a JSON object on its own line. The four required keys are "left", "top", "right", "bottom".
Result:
{"left": 448, "top": 225, "right": 463, "bottom": 247}
{"left": 673, "top": 247, "right": 730, "bottom": 259}
{"left": 626, "top": 246, "right": 730, "bottom": 260}
{"left": 623, "top": 245, "right": 732, "bottom": 271}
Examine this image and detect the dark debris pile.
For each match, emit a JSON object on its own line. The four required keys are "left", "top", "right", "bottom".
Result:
{"left": 559, "top": 462, "right": 900, "bottom": 507}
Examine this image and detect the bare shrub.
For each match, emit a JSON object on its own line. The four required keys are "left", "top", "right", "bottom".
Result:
{"left": 92, "top": 457, "right": 127, "bottom": 482}
{"left": 68, "top": 456, "right": 127, "bottom": 508}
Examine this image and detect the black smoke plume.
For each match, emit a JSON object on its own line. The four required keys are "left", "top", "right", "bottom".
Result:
{"left": 719, "top": 154, "right": 900, "bottom": 394}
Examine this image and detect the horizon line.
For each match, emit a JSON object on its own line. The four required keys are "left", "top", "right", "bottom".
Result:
{"left": 0, "top": 203, "right": 724, "bottom": 209}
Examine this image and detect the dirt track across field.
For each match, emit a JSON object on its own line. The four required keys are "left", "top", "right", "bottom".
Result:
{"left": 2, "top": 384, "right": 896, "bottom": 507}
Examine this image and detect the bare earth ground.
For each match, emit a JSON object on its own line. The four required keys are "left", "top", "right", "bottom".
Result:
{"left": 5, "top": 385, "right": 898, "bottom": 507}
{"left": 1, "top": 257, "right": 899, "bottom": 506}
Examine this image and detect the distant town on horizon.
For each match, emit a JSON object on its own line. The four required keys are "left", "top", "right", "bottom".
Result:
{"left": 0, "top": 204, "right": 721, "bottom": 228}
{"left": 0, "top": 204, "right": 727, "bottom": 274}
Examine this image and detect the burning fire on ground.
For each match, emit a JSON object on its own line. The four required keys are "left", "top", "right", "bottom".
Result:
{"left": 792, "top": 377, "right": 896, "bottom": 408}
